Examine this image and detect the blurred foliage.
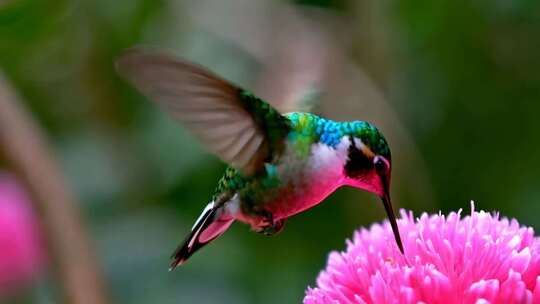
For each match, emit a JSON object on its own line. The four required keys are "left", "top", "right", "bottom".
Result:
{"left": 1, "top": 0, "right": 540, "bottom": 303}
{"left": 390, "top": 0, "right": 540, "bottom": 223}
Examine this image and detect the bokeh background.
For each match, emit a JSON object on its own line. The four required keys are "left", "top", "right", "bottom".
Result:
{"left": 1, "top": 0, "right": 539, "bottom": 303}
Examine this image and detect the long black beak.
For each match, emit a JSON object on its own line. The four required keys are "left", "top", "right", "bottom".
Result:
{"left": 381, "top": 193, "right": 404, "bottom": 254}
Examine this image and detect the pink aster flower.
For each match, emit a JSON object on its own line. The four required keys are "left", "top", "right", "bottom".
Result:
{"left": 304, "top": 203, "right": 540, "bottom": 304}
{"left": 0, "top": 173, "right": 45, "bottom": 296}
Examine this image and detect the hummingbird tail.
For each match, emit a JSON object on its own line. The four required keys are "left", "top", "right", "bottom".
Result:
{"left": 169, "top": 202, "right": 234, "bottom": 270}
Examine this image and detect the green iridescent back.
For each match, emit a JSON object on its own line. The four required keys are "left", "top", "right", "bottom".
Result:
{"left": 286, "top": 112, "right": 390, "bottom": 159}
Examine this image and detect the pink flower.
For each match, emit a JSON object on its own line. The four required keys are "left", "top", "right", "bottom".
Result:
{"left": 304, "top": 203, "right": 540, "bottom": 304}
{"left": 0, "top": 173, "right": 45, "bottom": 295}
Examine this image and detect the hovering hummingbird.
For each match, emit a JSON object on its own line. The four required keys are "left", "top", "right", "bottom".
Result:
{"left": 116, "top": 48, "right": 404, "bottom": 270}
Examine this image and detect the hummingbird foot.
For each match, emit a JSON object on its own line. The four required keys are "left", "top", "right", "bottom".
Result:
{"left": 250, "top": 209, "right": 285, "bottom": 236}
{"left": 260, "top": 219, "right": 286, "bottom": 236}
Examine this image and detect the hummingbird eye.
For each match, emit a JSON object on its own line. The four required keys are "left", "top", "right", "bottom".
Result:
{"left": 374, "top": 157, "right": 388, "bottom": 173}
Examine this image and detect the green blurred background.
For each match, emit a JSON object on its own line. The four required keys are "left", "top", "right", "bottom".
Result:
{"left": 1, "top": 0, "right": 539, "bottom": 303}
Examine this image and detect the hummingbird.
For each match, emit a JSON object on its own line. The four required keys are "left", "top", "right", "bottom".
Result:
{"left": 116, "top": 47, "right": 404, "bottom": 270}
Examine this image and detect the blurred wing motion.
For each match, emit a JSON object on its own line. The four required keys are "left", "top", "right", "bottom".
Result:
{"left": 188, "top": 0, "right": 330, "bottom": 113}
{"left": 116, "top": 48, "right": 288, "bottom": 175}
{"left": 190, "top": 0, "right": 433, "bottom": 205}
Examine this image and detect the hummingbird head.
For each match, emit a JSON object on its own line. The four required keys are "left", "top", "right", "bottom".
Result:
{"left": 342, "top": 126, "right": 391, "bottom": 198}
{"left": 342, "top": 126, "right": 404, "bottom": 253}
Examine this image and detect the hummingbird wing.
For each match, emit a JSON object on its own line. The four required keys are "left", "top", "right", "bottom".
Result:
{"left": 116, "top": 48, "right": 289, "bottom": 175}
{"left": 188, "top": 0, "right": 434, "bottom": 206}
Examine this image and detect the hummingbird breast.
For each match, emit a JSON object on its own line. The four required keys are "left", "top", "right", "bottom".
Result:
{"left": 249, "top": 137, "right": 350, "bottom": 222}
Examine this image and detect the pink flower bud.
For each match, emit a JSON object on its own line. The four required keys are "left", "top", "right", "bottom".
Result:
{"left": 0, "top": 173, "right": 45, "bottom": 296}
